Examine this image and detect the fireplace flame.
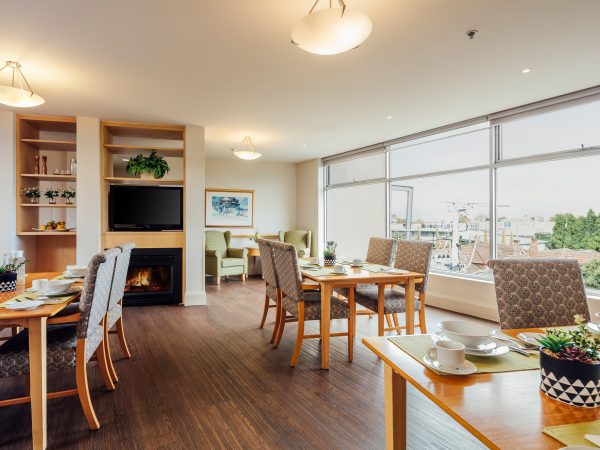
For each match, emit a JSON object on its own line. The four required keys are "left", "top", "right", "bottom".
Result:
{"left": 127, "top": 268, "right": 152, "bottom": 288}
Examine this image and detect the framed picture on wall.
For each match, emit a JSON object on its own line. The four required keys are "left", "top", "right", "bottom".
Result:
{"left": 205, "top": 188, "right": 255, "bottom": 228}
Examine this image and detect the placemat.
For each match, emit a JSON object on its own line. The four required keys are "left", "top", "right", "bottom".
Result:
{"left": 388, "top": 335, "right": 540, "bottom": 375}
{"left": 0, "top": 290, "right": 80, "bottom": 307}
{"left": 300, "top": 267, "right": 348, "bottom": 277}
{"left": 543, "top": 420, "right": 600, "bottom": 447}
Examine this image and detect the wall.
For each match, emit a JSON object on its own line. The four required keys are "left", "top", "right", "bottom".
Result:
{"left": 0, "top": 111, "right": 17, "bottom": 255}
{"left": 205, "top": 159, "right": 297, "bottom": 245}
{"left": 296, "top": 159, "right": 323, "bottom": 257}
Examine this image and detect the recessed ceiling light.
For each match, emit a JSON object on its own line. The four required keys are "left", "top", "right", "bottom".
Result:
{"left": 522, "top": 68, "right": 531, "bottom": 74}
{"left": 303, "top": 144, "right": 307, "bottom": 148}
{"left": 386, "top": 116, "right": 393, "bottom": 119}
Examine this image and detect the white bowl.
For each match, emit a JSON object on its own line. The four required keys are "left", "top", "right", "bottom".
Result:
{"left": 44, "top": 279, "right": 75, "bottom": 294}
{"left": 66, "top": 265, "right": 87, "bottom": 277}
{"left": 438, "top": 320, "right": 495, "bottom": 348}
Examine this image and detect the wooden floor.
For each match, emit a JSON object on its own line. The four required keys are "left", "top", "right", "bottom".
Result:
{"left": 0, "top": 277, "right": 496, "bottom": 449}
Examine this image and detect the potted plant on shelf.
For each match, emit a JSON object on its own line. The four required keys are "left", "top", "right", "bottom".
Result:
{"left": 61, "top": 186, "right": 76, "bottom": 205}
{"left": 44, "top": 188, "right": 60, "bottom": 204}
{"left": 0, "top": 260, "right": 27, "bottom": 293}
{"left": 538, "top": 315, "right": 600, "bottom": 408}
{"left": 126, "top": 150, "right": 170, "bottom": 180}
{"left": 21, "top": 186, "right": 40, "bottom": 203}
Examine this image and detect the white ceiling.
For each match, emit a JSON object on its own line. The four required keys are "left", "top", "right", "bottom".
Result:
{"left": 1, "top": 0, "right": 599, "bottom": 162}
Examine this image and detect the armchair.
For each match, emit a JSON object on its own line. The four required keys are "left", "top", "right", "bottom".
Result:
{"left": 278, "top": 230, "right": 312, "bottom": 258}
{"left": 205, "top": 230, "right": 248, "bottom": 284}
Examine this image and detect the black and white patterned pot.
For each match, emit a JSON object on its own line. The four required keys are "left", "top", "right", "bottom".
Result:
{"left": 539, "top": 349, "right": 600, "bottom": 408}
{"left": 323, "top": 255, "right": 336, "bottom": 267}
{"left": 0, "top": 272, "right": 17, "bottom": 293}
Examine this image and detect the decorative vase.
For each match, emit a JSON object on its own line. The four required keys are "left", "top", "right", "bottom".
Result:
{"left": 65, "top": 198, "right": 73, "bottom": 205}
{"left": 539, "top": 348, "right": 600, "bottom": 408}
{"left": 324, "top": 253, "right": 336, "bottom": 267}
{"left": 48, "top": 198, "right": 56, "bottom": 204}
{"left": 0, "top": 272, "right": 17, "bottom": 293}
{"left": 29, "top": 197, "right": 39, "bottom": 204}
{"left": 141, "top": 172, "right": 156, "bottom": 180}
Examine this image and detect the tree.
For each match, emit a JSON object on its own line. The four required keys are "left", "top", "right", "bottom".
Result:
{"left": 582, "top": 259, "right": 600, "bottom": 290}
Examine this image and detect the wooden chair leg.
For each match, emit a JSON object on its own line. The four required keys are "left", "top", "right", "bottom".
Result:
{"left": 347, "top": 289, "right": 355, "bottom": 362}
{"left": 96, "top": 335, "right": 115, "bottom": 392}
{"left": 274, "top": 293, "right": 286, "bottom": 347}
{"left": 116, "top": 317, "right": 132, "bottom": 358}
{"left": 76, "top": 340, "right": 100, "bottom": 430}
{"left": 290, "top": 303, "right": 305, "bottom": 367}
{"left": 104, "top": 320, "right": 118, "bottom": 383}
{"left": 392, "top": 314, "right": 401, "bottom": 334}
{"left": 419, "top": 292, "right": 427, "bottom": 334}
{"left": 259, "top": 293, "right": 270, "bottom": 329}
{"left": 270, "top": 301, "right": 281, "bottom": 344}
{"left": 385, "top": 314, "right": 393, "bottom": 328}
{"left": 216, "top": 276, "right": 221, "bottom": 285}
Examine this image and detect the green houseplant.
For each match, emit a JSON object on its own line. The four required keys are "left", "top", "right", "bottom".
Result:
{"left": 60, "top": 186, "right": 76, "bottom": 204}
{"left": 0, "top": 260, "right": 28, "bottom": 292}
{"left": 126, "top": 151, "right": 170, "bottom": 179}
{"left": 21, "top": 186, "right": 40, "bottom": 203}
{"left": 537, "top": 315, "right": 600, "bottom": 407}
{"left": 44, "top": 188, "right": 60, "bottom": 204}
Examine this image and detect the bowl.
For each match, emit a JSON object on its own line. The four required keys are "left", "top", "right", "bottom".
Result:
{"left": 438, "top": 320, "right": 495, "bottom": 348}
{"left": 44, "top": 279, "right": 75, "bottom": 294}
{"left": 66, "top": 265, "right": 87, "bottom": 277}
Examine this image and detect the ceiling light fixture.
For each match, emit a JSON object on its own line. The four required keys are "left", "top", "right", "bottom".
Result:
{"left": 386, "top": 115, "right": 393, "bottom": 119}
{"left": 291, "top": 0, "right": 372, "bottom": 56}
{"left": 232, "top": 136, "right": 262, "bottom": 160}
{"left": 0, "top": 61, "right": 45, "bottom": 107}
{"left": 522, "top": 68, "right": 531, "bottom": 74}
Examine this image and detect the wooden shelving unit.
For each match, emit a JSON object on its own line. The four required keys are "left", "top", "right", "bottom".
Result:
{"left": 16, "top": 115, "right": 77, "bottom": 272}
{"left": 103, "top": 177, "right": 184, "bottom": 185}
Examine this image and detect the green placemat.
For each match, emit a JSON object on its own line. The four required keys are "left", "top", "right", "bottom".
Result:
{"left": 544, "top": 420, "right": 600, "bottom": 447}
{"left": 300, "top": 267, "right": 348, "bottom": 277}
{"left": 388, "top": 335, "right": 540, "bottom": 375}
{"left": 0, "top": 290, "right": 79, "bottom": 307}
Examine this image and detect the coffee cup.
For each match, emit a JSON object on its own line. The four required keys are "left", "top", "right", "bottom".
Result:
{"left": 352, "top": 258, "right": 364, "bottom": 266}
{"left": 332, "top": 264, "right": 346, "bottom": 274}
{"left": 31, "top": 279, "right": 48, "bottom": 291}
{"left": 428, "top": 340, "right": 466, "bottom": 367}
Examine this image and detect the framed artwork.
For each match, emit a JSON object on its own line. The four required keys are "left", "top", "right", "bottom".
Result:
{"left": 205, "top": 188, "right": 255, "bottom": 228}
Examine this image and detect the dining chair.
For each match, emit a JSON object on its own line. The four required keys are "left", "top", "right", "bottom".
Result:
{"left": 0, "top": 248, "right": 119, "bottom": 430}
{"left": 103, "top": 242, "right": 135, "bottom": 383}
{"left": 270, "top": 241, "right": 354, "bottom": 366}
{"left": 488, "top": 258, "right": 590, "bottom": 329}
{"left": 256, "top": 238, "right": 280, "bottom": 342}
{"left": 352, "top": 240, "right": 433, "bottom": 336}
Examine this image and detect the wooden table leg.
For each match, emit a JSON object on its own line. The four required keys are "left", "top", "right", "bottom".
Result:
{"left": 404, "top": 277, "right": 416, "bottom": 335}
{"left": 28, "top": 317, "right": 48, "bottom": 450}
{"left": 384, "top": 364, "right": 407, "bottom": 450}
{"left": 320, "top": 282, "right": 332, "bottom": 369}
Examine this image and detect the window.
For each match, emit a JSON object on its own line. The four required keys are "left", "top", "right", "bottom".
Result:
{"left": 327, "top": 152, "right": 384, "bottom": 185}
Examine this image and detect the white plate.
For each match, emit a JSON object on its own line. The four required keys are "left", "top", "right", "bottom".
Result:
{"left": 63, "top": 271, "right": 84, "bottom": 279}
{"left": 38, "top": 287, "right": 80, "bottom": 297}
{"left": 422, "top": 356, "right": 477, "bottom": 375}
{"left": 5, "top": 300, "right": 45, "bottom": 311}
{"left": 516, "top": 332, "right": 545, "bottom": 345}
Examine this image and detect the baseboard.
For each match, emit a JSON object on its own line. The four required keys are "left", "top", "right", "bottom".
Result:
{"left": 184, "top": 290, "right": 207, "bottom": 306}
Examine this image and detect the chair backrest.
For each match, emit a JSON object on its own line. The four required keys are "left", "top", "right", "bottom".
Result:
{"left": 107, "top": 242, "right": 136, "bottom": 312}
{"left": 366, "top": 237, "right": 395, "bottom": 266}
{"left": 394, "top": 240, "right": 433, "bottom": 293}
{"left": 205, "top": 230, "right": 227, "bottom": 257}
{"left": 77, "top": 248, "right": 120, "bottom": 341}
{"left": 489, "top": 258, "right": 590, "bottom": 329}
{"left": 257, "top": 238, "right": 278, "bottom": 288}
{"left": 270, "top": 241, "right": 303, "bottom": 302}
{"left": 279, "top": 230, "right": 311, "bottom": 256}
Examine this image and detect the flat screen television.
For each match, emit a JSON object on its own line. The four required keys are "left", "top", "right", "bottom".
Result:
{"left": 109, "top": 185, "right": 183, "bottom": 231}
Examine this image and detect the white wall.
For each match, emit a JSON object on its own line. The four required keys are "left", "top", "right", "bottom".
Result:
{"left": 296, "top": 159, "right": 323, "bottom": 257}
{"left": 76, "top": 117, "right": 102, "bottom": 264}
{"left": 205, "top": 159, "right": 297, "bottom": 245}
{"left": 0, "top": 111, "right": 17, "bottom": 255}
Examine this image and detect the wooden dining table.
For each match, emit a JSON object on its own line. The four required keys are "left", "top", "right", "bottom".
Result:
{"left": 0, "top": 272, "right": 82, "bottom": 450}
{"left": 301, "top": 266, "right": 424, "bottom": 369}
{"left": 363, "top": 329, "right": 600, "bottom": 449}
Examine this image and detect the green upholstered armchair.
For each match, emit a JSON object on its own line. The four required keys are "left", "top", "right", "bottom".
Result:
{"left": 205, "top": 230, "right": 248, "bottom": 284}
{"left": 278, "top": 230, "right": 312, "bottom": 258}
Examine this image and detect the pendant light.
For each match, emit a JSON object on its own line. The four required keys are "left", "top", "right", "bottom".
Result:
{"left": 0, "top": 61, "right": 45, "bottom": 107}
{"left": 232, "top": 136, "right": 262, "bottom": 160}
{"left": 291, "top": 0, "right": 372, "bottom": 56}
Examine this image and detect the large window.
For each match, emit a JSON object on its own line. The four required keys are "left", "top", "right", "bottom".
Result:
{"left": 324, "top": 92, "right": 600, "bottom": 291}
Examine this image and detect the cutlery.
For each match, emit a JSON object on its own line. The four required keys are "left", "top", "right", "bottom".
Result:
{"left": 492, "top": 334, "right": 539, "bottom": 350}
{"left": 507, "top": 345, "right": 531, "bottom": 356}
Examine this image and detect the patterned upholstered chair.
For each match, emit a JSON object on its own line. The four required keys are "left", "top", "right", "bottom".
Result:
{"left": 103, "top": 242, "right": 135, "bottom": 383}
{"left": 353, "top": 240, "right": 433, "bottom": 336}
{"left": 205, "top": 230, "right": 248, "bottom": 284}
{"left": 0, "top": 248, "right": 119, "bottom": 430}
{"left": 270, "top": 241, "right": 354, "bottom": 366}
{"left": 278, "top": 230, "right": 312, "bottom": 258}
{"left": 488, "top": 259, "right": 590, "bottom": 329}
{"left": 257, "top": 238, "right": 280, "bottom": 340}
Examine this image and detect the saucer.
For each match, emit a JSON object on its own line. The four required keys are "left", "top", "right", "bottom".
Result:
{"left": 38, "top": 287, "right": 80, "bottom": 297}
{"left": 25, "top": 287, "right": 39, "bottom": 293}
{"left": 63, "top": 271, "right": 84, "bottom": 279}
{"left": 5, "top": 300, "right": 45, "bottom": 311}
{"left": 422, "top": 356, "right": 477, "bottom": 375}
{"left": 434, "top": 332, "right": 508, "bottom": 357}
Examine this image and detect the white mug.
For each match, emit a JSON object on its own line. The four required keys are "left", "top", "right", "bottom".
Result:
{"left": 332, "top": 264, "right": 346, "bottom": 273}
{"left": 429, "top": 340, "right": 466, "bottom": 367}
{"left": 31, "top": 279, "right": 48, "bottom": 291}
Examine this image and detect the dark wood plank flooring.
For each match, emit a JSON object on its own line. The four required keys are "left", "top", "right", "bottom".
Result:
{"left": 0, "top": 277, "right": 495, "bottom": 449}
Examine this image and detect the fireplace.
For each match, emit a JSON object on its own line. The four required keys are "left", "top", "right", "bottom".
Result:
{"left": 123, "top": 248, "right": 182, "bottom": 306}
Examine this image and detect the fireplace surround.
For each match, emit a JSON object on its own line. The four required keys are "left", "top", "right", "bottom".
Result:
{"left": 123, "top": 248, "right": 182, "bottom": 306}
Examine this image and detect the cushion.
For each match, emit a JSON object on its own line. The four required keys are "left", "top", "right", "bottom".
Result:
{"left": 282, "top": 292, "right": 350, "bottom": 321}
{"left": 354, "top": 286, "right": 420, "bottom": 314}
{"left": 221, "top": 257, "right": 245, "bottom": 268}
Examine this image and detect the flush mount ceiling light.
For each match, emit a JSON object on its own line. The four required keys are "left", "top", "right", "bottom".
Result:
{"left": 291, "top": 0, "right": 372, "bottom": 56}
{"left": 231, "top": 136, "right": 262, "bottom": 160}
{"left": 0, "top": 61, "right": 45, "bottom": 107}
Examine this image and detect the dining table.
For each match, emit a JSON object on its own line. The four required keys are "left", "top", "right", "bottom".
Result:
{"left": 300, "top": 264, "right": 424, "bottom": 369}
{"left": 0, "top": 272, "right": 82, "bottom": 450}
{"left": 363, "top": 328, "right": 600, "bottom": 449}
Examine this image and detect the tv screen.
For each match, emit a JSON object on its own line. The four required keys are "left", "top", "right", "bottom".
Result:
{"left": 109, "top": 186, "right": 183, "bottom": 231}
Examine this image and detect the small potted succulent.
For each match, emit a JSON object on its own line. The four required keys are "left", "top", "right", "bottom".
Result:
{"left": 44, "top": 188, "right": 60, "bottom": 204}
{"left": 0, "top": 260, "right": 27, "bottom": 292}
{"left": 324, "top": 241, "right": 337, "bottom": 267}
{"left": 126, "top": 150, "right": 170, "bottom": 179}
{"left": 21, "top": 186, "right": 41, "bottom": 203}
{"left": 538, "top": 315, "right": 600, "bottom": 408}
{"left": 60, "top": 186, "right": 76, "bottom": 204}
